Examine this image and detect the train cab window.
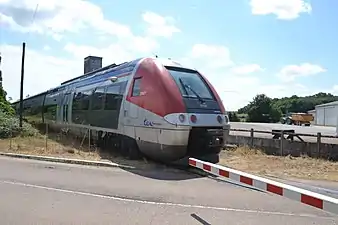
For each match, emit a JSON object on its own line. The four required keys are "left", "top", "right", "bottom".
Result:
{"left": 91, "top": 88, "right": 105, "bottom": 110}
{"left": 132, "top": 78, "right": 142, "bottom": 96}
{"left": 104, "top": 85, "right": 121, "bottom": 110}
{"left": 165, "top": 66, "right": 214, "bottom": 100}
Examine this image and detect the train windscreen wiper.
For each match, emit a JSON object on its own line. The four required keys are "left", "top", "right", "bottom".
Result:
{"left": 179, "top": 78, "right": 205, "bottom": 104}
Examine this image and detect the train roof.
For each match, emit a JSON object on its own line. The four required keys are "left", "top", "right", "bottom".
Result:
{"left": 11, "top": 57, "right": 192, "bottom": 105}
{"left": 11, "top": 58, "right": 144, "bottom": 105}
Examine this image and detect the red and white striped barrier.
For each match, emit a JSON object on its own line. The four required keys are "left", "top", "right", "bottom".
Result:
{"left": 189, "top": 157, "right": 338, "bottom": 215}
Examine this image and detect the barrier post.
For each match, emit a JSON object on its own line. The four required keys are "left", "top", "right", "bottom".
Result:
{"left": 280, "top": 130, "right": 284, "bottom": 156}
{"left": 317, "top": 132, "right": 321, "bottom": 158}
{"left": 250, "top": 128, "right": 254, "bottom": 148}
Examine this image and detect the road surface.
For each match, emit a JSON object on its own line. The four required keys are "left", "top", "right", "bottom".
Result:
{"left": 230, "top": 122, "right": 338, "bottom": 144}
{"left": 0, "top": 156, "right": 337, "bottom": 224}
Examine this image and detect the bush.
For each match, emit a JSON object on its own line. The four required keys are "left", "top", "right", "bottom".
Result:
{"left": 0, "top": 101, "right": 15, "bottom": 116}
{"left": 0, "top": 110, "right": 40, "bottom": 138}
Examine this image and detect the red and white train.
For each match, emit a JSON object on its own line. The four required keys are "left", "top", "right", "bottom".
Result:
{"left": 13, "top": 57, "right": 230, "bottom": 163}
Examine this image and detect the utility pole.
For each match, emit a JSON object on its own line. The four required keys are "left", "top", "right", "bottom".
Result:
{"left": 19, "top": 42, "right": 26, "bottom": 128}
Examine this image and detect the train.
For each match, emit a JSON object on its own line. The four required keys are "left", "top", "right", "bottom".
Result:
{"left": 12, "top": 57, "right": 230, "bottom": 163}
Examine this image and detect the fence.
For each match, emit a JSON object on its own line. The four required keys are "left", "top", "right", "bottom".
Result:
{"left": 226, "top": 128, "right": 338, "bottom": 160}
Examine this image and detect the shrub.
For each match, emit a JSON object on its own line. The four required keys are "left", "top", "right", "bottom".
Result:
{"left": 0, "top": 101, "right": 15, "bottom": 116}
{"left": 0, "top": 110, "right": 40, "bottom": 138}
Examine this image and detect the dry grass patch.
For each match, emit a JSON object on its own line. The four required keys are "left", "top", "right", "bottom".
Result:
{"left": 0, "top": 135, "right": 101, "bottom": 161}
{"left": 219, "top": 146, "right": 338, "bottom": 182}
{"left": 0, "top": 133, "right": 155, "bottom": 169}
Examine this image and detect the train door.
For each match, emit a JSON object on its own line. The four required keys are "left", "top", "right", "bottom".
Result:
{"left": 122, "top": 77, "right": 142, "bottom": 139}
{"left": 124, "top": 77, "right": 141, "bottom": 123}
{"left": 61, "top": 93, "right": 70, "bottom": 123}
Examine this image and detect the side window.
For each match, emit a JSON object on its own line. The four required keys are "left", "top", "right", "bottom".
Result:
{"left": 72, "top": 92, "right": 82, "bottom": 110}
{"left": 119, "top": 81, "right": 128, "bottom": 95}
{"left": 72, "top": 90, "right": 91, "bottom": 111}
{"left": 91, "top": 88, "right": 105, "bottom": 110}
{"left": 132, "top": 78, "right": 142, "bottom": 96}
{"left": 104, "top": 85, "right": 121, "bottom": 110}
{"left": 80, "top": 90, "right": 91, "bottom": 110}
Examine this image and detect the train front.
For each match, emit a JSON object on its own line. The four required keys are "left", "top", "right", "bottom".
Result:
{"left": 163, "top": 64, "right": 230, "bottom": 163}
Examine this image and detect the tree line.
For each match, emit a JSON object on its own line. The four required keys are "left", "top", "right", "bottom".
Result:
{"left": 0, "top": 55, "right": 14, "bottom": 115}
{"left": 228, "top": 92, "right": 338, "bottom": 123}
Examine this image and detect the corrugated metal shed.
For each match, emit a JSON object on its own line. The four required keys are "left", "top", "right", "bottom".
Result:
{"left": 307, "top": 109, "right": 316, "bottom": 124}
{"left": 315, "top": 101, "right": 338, "bottom": 108}
{"left": 314, "top": 101, "right": 338, "bottom": 126}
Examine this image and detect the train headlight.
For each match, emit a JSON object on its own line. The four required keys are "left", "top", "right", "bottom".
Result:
{"left": 190, "top": 114, "right": 197, "bottom": 123}
{"left": 217, "top": 115, "right": 223, "bottom": 124}
{"left": 224, "top": 115, "right": 229, "bottom": 124}
{"left": 178, "top": 114, "right": 186, "bottom": 122}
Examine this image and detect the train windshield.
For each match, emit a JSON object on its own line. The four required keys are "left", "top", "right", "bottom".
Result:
{"left": 165, "top": 66, "right": 214, "bottom": 100}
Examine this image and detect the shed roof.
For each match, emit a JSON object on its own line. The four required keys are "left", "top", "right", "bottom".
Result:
{"left": 315, "top": 101, "right": 338, "bottom": 108}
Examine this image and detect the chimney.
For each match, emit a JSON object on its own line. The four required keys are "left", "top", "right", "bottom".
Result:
{"left": 84, "top": 56, "right": 102, "bottom": 74}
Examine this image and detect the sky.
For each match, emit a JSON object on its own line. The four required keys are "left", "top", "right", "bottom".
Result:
{"left": 1, "top": 0, "right": 338, "bottom": 111}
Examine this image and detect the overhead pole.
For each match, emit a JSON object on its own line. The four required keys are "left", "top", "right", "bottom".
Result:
{"left": 19, "top": 42, "right": 26, "bottom": 128}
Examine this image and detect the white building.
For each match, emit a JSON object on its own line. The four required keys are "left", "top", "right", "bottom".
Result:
{"left": 307, "top": 109, "right": 316, "bottom": 125}
{"left": 313, "top": 101, "right": 338, "bottom": 126}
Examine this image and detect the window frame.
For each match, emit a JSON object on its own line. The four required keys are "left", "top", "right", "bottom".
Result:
{"left": 91, "top": 87, "right": 106, "bottom": 110}
{"left": 104, "top": 84, "right": 121, "bottom": 110}
{"left": 131, "top": 77, "right": 142, "bottom": 97}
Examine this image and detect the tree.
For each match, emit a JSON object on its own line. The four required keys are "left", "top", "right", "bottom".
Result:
{"left": 228, "top": 112, "right": 240, "bottom": 122}
{"left": 246, "top": 94, "right": 281, "bottom": 123}
{"left": 238, "top": 92, "right": 338, "bottom": 116}
{"left": 0, "top": 54, "right": 14, "bottom": 116}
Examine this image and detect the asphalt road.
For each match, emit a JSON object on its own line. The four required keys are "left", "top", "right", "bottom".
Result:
{"left": 0, "top": 156, "right": 337, "bottom": 224}
{"left": 230, "top": 122, "right": 338, "bottom": 144}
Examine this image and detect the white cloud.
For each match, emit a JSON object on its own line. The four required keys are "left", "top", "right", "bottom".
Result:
{"left": 1, "top": 42, "right": 331, "bottom": 112}
{"left": 250, "top": 0, "right": 312, "bottom": 20}
{"left": 277, "top": 63, "right": 326, "bottom": 82}
{"left": 0, "top": 0, "right": 325, "bottom": 111}
{"left": 1, "top": 40, "right": 163, "bottom": 102}
{"left": 1, "top": 1, "right": 182, "bottom": 105}
{"left": 142, "top": 11, "right": 180, "bottom": 38}
{"left": 1, "top": 44, "right": 82, "bottom": 101}
{"left": 0, "top": 0, "right": 179, "bottom": 45}
{"left": 0, "top": 0, "right": 109, "bottom": 39}
{"left": 188, "top": 44, "right": 234, "bottom": 70}
{"left": 43, "top": 45, "right": 51, "bottom": 51}
{"left": 231, "top": 64, "right": 264, "bottom": 74}
{"left": 181, "top": 44, "right": 329, "bottom": 111}
{"left": 63, "top": 42, "right": 149, "bottom": 64}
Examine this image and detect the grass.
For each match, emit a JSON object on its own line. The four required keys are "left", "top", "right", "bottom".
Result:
{"left": 219, "top": 146, "right": 338, "bottom": 182}
{"left": 1, "top": 112, "right": 337, "bottom": 181}
{"left": 0, "top": 131, "right": 155, "bottom": 169}
{"left": 0, "top": 135, "right": 100, "bottom": 160}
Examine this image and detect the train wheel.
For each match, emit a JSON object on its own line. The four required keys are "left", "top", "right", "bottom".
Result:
{"left": 122, "top": 137, "right": 142, "bottom": 160}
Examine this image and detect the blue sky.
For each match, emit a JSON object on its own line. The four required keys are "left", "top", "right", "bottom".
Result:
{"left": 1, "top": 0, "right": 337, "bottom": 110}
